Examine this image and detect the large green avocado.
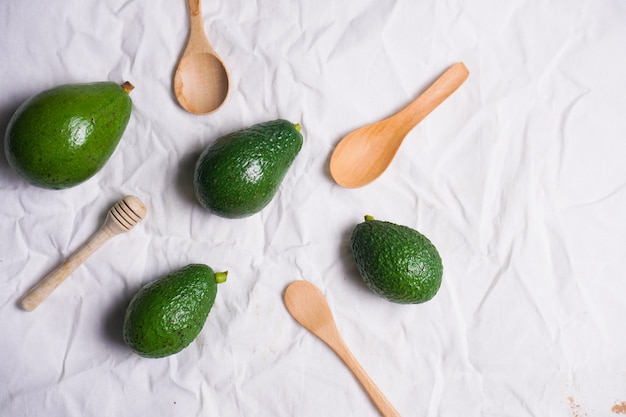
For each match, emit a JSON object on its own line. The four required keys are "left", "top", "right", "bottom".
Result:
{"left": 123, "top": 264, "right": 227, "bottom": 358}
{"left": 194, "top": 119, "right": 303, "bottom": 218}
{"left": 351, "top": 215, "right": 443, "bottom": 304}
{"left": 4, "top": 81, "right": 133, "bottom": 189}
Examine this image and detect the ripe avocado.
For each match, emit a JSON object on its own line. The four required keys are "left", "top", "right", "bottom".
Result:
{"left": 123, "top": 264, "right": 227, "bottom": 358}
{"left": 351, "top": 215, "right": 443, "bottom": 304}
{"left": 4, "top": 81, "right": 133, "bottom": 189}
{"left": 194, "top": 119, "right": 303, "bottom": 218}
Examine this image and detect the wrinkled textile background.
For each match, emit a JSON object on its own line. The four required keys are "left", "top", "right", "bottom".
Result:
{"left": 2, "top": 0, "right": 626, "bottom": 416}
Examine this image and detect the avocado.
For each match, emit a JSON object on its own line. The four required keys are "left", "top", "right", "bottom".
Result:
{"left": 123, "top": 264, "right": 227, "bottom": 358}
{"left": 194, "top": 119, "right": 303, "bottom": 218}
{"left": 4, "top": 81, "right": 134, "bottom": 189}
{"left": 351, "top": 215, "right": 443, "bottom": 304}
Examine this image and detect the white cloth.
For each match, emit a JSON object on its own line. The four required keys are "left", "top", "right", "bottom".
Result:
{"left": 2, "top": 0, "right": 626, "bottom": 415}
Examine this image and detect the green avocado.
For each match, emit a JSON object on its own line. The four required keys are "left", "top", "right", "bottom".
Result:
{"left": 123, "top": 264, "right": 227, "bottom": 358}
{"left": 4, "top": 81, "right": 133, "bottom": 189}
{"left": 194, "top": 119, "right": 303, "bottom": 218}
{"left": 351, "top": 215, "right": 443, "bottom": 304}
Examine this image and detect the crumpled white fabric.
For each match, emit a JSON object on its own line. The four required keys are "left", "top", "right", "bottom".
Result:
{"left": 2, "top": 0, "right": 626, "bottom": 415}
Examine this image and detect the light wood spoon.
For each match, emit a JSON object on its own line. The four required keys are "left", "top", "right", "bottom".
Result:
{"left": 329, "top": 62, "right": 469, "bottom": 188}
{"left": 20, "top": 195, "right": 147, "bottom": 312}
{"left": 284, "top": 280, "right": 401, "bottom": 417}
{"left": 174, "top": 0, "right": 229, "bottom": 114}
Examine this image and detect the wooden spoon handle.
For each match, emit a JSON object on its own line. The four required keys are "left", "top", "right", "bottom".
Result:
{"left": 19, "top": 225, "right": 115, "bottom": 312}
{"left": 187, "top": 0, "right": 201, "bottom": 15}
{"left": 396, "top": 62, "right": 469, "bottom": 134}
{"left": 185, "top": 0, "right": 212, "bottom": 53}
{"left": 331, "top": 339, "right": 402, "bottom": 417}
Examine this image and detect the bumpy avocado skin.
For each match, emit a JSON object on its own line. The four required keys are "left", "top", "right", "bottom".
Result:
{"left": 194, "top": 119, "right": 303, "bottom": 218}
{"left": 123, "top": 264, "right": 220, "bottom": 358}
{"left": 4, "top": 82, "right": 132, "bottom": 189}
{"left": 351, "top": 218, "right": 443, "bottom": 304}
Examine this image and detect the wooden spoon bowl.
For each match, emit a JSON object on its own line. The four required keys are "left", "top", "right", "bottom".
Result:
{"left": 330, "top": 62, "right": 469, "bottom": 188}
{"left": 174, "top": 0, "right": 229, "bottom": 114}
{"left": 284, "top": 280, "right": 401, "bottom": 417}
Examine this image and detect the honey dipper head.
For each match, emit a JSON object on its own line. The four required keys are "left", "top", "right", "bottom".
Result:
{"left": 109, "top": 195, "right": 147, "bottom": 231}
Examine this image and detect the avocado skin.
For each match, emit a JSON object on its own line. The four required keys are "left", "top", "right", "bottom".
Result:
{"left": 5, "top": 82, "right": 132, "bottom": 189}
{"left": 194, "top": 119, "right": 303, "bottom": 218}
{"left": 123, "top": 264, "right": 219, "bottom": 358}
{"left": 351, "top": 218, "right": 443, "bottom": 304}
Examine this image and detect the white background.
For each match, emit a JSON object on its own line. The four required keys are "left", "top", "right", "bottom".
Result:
{"left": 2, "top": 0, "right": 626, "bottom": 416}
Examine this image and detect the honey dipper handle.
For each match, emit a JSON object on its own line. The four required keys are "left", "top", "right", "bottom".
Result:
{"left": 19, "top": 224, "right": 116, "bottom": 312}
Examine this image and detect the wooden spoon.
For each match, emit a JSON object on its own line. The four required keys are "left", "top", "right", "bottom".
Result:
{"left": 20, "top": 195, "right": 147, "bottom": 312}
{"left": 329, "top": 62, "right": 469, "bottom": 188}
{"left": 174, "top": 0, "right": 229, "bottom": 114}
{"left": 284, "top": 280, "right": 401, "bottom": 417}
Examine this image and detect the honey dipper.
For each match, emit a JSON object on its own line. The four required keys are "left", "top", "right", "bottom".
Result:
{"left": 20, "top": 195, "right": 147, "bottom": 311}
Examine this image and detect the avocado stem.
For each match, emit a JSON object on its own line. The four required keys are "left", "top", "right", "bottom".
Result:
{"left": 364, "top": 215, "right": 375, "bottom": 221}
{"left": 215, "top": 271, "right": 228, "bottom": 284}
{"left": 294, "top": 123, "right": 302, "bottom": 132}
{"left": 121, "top": 81, "right": 135, "bottom": 94}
